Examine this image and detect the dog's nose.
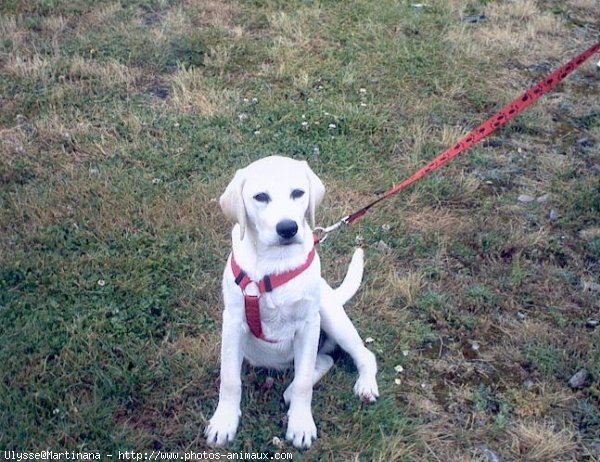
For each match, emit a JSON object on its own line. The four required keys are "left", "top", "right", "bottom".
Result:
{"left": 276, "top": 219, "right": 298, "bottom": 240}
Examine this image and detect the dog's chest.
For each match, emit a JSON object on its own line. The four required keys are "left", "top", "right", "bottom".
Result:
{"left": 259, "top": 287, "right": 317, "bottom": 326}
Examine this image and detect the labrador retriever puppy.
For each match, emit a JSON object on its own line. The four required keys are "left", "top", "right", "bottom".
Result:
{"left": 205, "top": 156, "right": 378, "bottom": 449}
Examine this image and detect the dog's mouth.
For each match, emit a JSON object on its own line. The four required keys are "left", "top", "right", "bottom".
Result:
{"left": 277, "top": 237, "right": 300, "bottom": 246}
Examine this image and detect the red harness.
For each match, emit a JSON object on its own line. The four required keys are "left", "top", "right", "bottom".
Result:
{"left": 230, "top": 247, "right": 317, "bottom": 342}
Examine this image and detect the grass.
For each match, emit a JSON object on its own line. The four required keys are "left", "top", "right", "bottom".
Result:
{"left": 1, "top": 0, "right": 599, "bottom": 460}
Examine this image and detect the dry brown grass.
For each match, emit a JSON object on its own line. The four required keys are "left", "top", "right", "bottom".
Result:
{"left": 450, "top": 0, "right": 567, "bottom": 62}
{"left": 4, "top": 53, "right": 54, "bottom": 79}
{"left": 510, "top": 420, "right": 578, "bottom": 461}
{"left": 168, "top": 64, "right": 238, "bottom": 115}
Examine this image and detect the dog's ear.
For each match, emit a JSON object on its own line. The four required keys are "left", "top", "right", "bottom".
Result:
{"left": 220, "top": 169, "right": 247, "bottom": 240}
{"left": 303, "top": 161, "right": 325, "bottom": 228}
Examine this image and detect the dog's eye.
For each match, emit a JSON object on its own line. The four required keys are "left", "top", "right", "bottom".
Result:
{"left": 291, "top": 189, "right": 305, "bottom": 199}
{"left": 253, "top": 192, "right": 271, "bottom": 203}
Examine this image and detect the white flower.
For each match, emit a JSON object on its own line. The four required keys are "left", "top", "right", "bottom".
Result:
{"left": 365, "top": 337, "right": 374, "bottom": 344}
{"left": 359, "top": 88, "right": 367, "bottom": 93}
{"left": 152, "top": 178, "right": 162, "bottom": 185}
{"left": 394, "top": 378, "right": 401, "bottom": 385}
{"left": 97, "top": 279, "right": 106, "bottom": 287}
{"left": 328, "top": 123, "right": 337, "bottom": 129}
{"left": 254, "top": 130, "right": 261, "bottom": 135}
{"left": 394, "top": 365, "right": 404, "bottom": 373}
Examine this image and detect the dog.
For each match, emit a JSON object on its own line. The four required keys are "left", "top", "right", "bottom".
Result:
{"left": 204, "top": 156, "right": 379, "bottom": 449}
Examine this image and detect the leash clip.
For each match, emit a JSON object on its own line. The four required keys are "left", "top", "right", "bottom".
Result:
{"left": 314, "top": 216, "right": 349, "bottom": 243}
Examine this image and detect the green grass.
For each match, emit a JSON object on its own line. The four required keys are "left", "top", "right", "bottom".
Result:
{"left": 1, "top": 0, "right": 599, "bottom": 460}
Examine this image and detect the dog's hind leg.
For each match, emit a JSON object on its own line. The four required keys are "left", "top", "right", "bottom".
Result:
{"left": 319, "top": 286, "right": 379, "bottom": 403}
{"left": 283, "top": 353, "right": 333, "bottom": 405}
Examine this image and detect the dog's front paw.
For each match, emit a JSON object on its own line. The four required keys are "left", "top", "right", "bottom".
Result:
{"left": 354, "top": 375, "right": 379, "bottom": 403}
{"left": 204, "top": 405, "right": 241, "bottom": 447}
{"left": 286, "top": 409, "right": 317, "bottom": 449}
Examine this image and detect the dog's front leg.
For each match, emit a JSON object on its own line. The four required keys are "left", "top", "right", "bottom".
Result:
{"left": 205, "top": 308, "right": 244, "bottom": 446}
{"left": 285, "top": 313, "right": 320, "bottom": 449}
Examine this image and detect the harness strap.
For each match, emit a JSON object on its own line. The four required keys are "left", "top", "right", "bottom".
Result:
{"left": 231, "top": 246, "right": 317, "bottom": 342}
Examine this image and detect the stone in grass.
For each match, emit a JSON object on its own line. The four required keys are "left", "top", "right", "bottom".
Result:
{"left": 586, "top": 319, "right": 599, "bottom": 329}
{"left": 568, "top": 369, "right": 590, "bottom": 389}
{"left": 518, "top": 194, "right": 535, "bottom": 203}
{"left": 548, "top": 209, "right": 560, "bottom": 222}
{"left": 478, "top": 446, "right": 502, "bottom": 462}
{"left": 463, "top": 14, "right": 487, "bottom": 23}
{"left": 376, "top": 240, "right": 392, "bottom": 254}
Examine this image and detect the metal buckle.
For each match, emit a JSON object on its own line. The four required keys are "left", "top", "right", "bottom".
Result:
{"left": 314, "top": 216, "right": 349, "bottom": 243}
{"left": 242, "top": 280, "right": 260, "bottom": 298}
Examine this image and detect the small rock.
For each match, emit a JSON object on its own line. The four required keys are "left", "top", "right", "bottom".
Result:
{"left": 272, "top": 436, "right": 284, "bottom": 449}
{"left": 576, "top": 137, "right": 594, "bottom": 148}
{"left": 516, "top": 311, "right": 527, "bottom": 321}
{"left": 463, "top": 14, "right": 487, "bottom": 24}
{"left": 376, "top": 240, "right": 392, "bottom": 253}
{"left": 585, "top": 319, "right": 599, "bottom": 329}
{"left": 478, "top": 446, "right": 502, "bottom": 462}
{"left": 263, "top": 376, "right": 275, "bottom": 390}
{"left": 518, "top": 194, "right": 535, "bottom": 203}
{"left": 523, "top": 378, "right": 535, "bottom": 389}
{"left": 568, "top": 369, "right": 590, "bottom": 389}
{"left": 536, "top": 194, "right": 550, "bottom": 203}
{"left": 548, "top": 209, "right": 559, "bottom": 222}
{"left": 582, "top": 281, "right": 600, "bottom": 293}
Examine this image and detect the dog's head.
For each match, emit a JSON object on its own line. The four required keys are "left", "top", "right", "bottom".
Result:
{"left": 220, "top": 156, "right": 325, "bottom": 246}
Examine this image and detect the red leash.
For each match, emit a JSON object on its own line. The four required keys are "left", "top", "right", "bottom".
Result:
{"left": 317, "top": 42, "right": 600, "bottom": 238}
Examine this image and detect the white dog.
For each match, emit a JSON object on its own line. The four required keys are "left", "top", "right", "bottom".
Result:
{"left": 204, "top": 156, "right": 379, "bottom": 449}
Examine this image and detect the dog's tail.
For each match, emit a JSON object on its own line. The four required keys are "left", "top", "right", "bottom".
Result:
{"left": 334, "top": 248, "right": 364, "bottom": 304}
